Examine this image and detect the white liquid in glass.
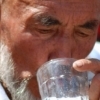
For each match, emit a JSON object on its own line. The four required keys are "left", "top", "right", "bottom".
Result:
{"left": 44, "top": 96, "right": 89, "bottom": 100}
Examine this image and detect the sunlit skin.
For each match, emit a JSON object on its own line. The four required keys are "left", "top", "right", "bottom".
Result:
{"left": 2, "top": 0, "right": 100, "bottom": 99}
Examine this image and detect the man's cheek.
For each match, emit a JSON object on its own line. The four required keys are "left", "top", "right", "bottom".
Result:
{"left": 11, "top": 35, "right": 49, "bottom": 67}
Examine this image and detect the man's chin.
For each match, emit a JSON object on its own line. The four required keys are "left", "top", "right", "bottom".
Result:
{"left": 0, "top": 42, "right": 38, "bottom": 100}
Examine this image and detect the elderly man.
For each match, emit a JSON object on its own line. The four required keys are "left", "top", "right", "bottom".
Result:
{"left": 1, "top": 0, "right": 100, "bottom": 100}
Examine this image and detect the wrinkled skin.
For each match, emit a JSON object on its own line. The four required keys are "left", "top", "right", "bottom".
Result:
{"left": 2, "top": 0, "right": 100, "bottom": 99}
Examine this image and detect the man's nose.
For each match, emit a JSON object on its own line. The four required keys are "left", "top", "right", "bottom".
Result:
{"left": 48, "top": 37, "right": 74, "bottom": 60}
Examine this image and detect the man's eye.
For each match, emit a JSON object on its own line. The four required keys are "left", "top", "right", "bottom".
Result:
{"left": 37, "top": 29, "right": 55, "bottom": 34}
{"left": 77, "top": 32, "right": 88, "bottom": 37}
{"left": 34, "top": 28, "right": 57, "bottom": 39}
{"left": 76, "top": 31, "right": 89, "bottom": 37}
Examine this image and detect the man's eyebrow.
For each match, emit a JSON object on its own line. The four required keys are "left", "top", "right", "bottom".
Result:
{"left": 79, "top": 20, "right": 98, "bottom": 30}
{"left": 35, "top": 15, "right": 61, "bottom": 26}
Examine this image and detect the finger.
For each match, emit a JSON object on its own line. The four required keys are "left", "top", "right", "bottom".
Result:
{"left": 73, "top": 59, "right": 100, "bottom": 73}
{"left": 89, "top": 74, "right": 100, "bottom": 100}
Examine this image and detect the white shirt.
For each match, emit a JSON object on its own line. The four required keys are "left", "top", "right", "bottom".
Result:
{"left": 0, "top": 84, "right": 9, "bottom": 100}
{"left": 87, "top": 42, "right": 100, "bottom": 81}
{"left": 87, "top": 41, "right": 100, "bottom": 60}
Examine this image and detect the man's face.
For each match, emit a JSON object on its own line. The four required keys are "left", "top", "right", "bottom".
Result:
{"left": 2, "top": 0, "right": 100, "bottom": 98}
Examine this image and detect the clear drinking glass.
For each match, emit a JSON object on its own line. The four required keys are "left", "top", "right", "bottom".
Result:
{"left": 37, "top": 58, "right": 89, "bottom": 100}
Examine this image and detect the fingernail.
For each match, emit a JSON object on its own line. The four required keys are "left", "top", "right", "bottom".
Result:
{"left": 73, "top": 61, "right": 83, "bottom": 68}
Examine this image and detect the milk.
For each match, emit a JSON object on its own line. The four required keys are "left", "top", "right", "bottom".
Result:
{"left": 43, "top": 96, "right": 89, "bottom": 100}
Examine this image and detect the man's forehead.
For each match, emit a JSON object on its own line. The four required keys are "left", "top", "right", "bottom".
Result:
{"left": 18, "top": 0, "right": 98, "bottom": 4}
{"left": 17, "top": 0, "right": 99, "bottom": 11}
{"left": 5, "top": 0, "right": 100, "bottom": 20}
{"left": 16, "top": 0, "right": 99, "bottom": 9}
{"left": 17, "top": 0, "right": 99, "bottom": 13}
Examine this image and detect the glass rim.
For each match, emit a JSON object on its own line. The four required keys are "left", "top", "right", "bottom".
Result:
{"left": 36, "top": 57, "right": 76, "bottom": 76}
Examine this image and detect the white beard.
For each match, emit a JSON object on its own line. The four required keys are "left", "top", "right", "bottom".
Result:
{"left": 0, "top": 42, "right": 40, "bottom": 100}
